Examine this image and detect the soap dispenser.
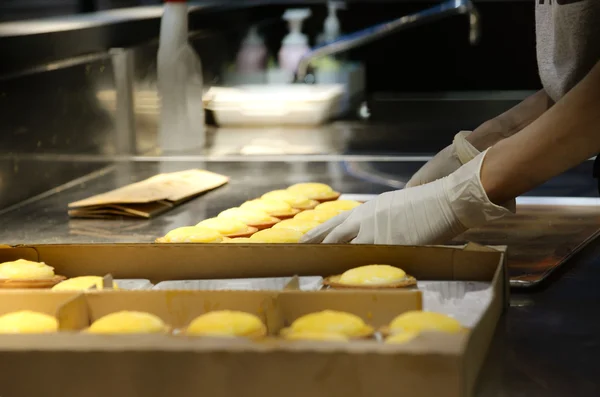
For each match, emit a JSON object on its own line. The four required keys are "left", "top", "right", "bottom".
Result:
{"left": 317, "top": 1, "right": 344, "bottom": 45}
{"left": 278, "top": 8, "right": 312, "bottom": 73}
{"left": 157, "top": 0, "right": 205, "bottom": 152}
{"left": 236, "top": 25, "right": 267, "bottom": 73}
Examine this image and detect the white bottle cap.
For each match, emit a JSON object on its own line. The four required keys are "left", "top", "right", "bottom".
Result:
{"left": 282, "top": 8, "right": 312, "bottom": 46}
{"left": 319, "top": 1, "right": 345, "bottom": 44}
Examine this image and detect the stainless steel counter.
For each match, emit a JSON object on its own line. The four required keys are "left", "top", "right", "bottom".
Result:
{"left": 0, "top": 157, "right": 596, "bottom": 244}
{"left": 0, "top": 156, "right": 598, "bottom": 396}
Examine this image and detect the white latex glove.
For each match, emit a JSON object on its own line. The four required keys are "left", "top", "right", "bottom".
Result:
{"left": 301, "top": 149, "right": 515, "bottom": 245}
{"left": 405, "top": 131, "right": 480, "bottom": 188}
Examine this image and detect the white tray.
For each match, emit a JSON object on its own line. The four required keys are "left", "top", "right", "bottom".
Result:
{"left": 205, "top": 85, "right": 344, "bottom": 127}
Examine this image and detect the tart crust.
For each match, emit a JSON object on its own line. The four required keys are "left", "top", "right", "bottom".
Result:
{"left": 314, "top": 192, "right": 341, "bottom": 203}
{"left": 269, "top": 209, "right": 301, "bottom": 220}
{"left": 222, "top": 226, "right": 259, "bottom": 238}
{"left": 323, "top": 274, "right": 417, "bottom": 289}
{"left": 246, "top": 218, "right": 281, "bottom": 230}
{"left": 0, "top": 275, "right": 67, "bottom": 289}
{"left": 291, "top": 200, "right": 320, "bottom": 211}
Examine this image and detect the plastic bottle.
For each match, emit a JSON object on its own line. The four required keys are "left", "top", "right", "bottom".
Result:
{"left": 236, "top": 25, "right": 267, "bottom": 73}
{"left": 278, "top": 8, "right": 312, "bottom": 73}
{"left": 157, "top": 0, "right": 205, "bottom": 152}
{"left": 317, "top": 1, "right": 344, "bottom": 45}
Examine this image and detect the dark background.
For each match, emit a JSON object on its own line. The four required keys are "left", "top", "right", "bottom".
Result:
{"left": 0, "top": 1, "right": 541, "bottom": 92}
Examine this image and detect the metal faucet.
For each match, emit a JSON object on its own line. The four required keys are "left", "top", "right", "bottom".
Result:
{"left": 295, "top": 0, "right": 480, "bottom": 82}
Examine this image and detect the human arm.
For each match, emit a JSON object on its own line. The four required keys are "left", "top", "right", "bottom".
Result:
{"left": 405, "top": 89, "right": 553, "bottom": 187}
{"left": 481, "top": 60, "right": 600, "bottom": 204}
{"left": 302, "top": 60, "right": 600, "bottom": 245}
{"left": 466, "top": 89, "right": 553, "bottom": 150}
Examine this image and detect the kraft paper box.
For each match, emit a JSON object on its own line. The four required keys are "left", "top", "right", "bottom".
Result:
{"left": 0, "top": 243, "right": 506, "bottom": 397}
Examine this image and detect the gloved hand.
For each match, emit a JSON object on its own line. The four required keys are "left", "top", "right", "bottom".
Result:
{"left": 301, "top": 149, "right": 515, "bottom": 245}
{"left": 405, "top": 131, "right": 480, "bottom": 188}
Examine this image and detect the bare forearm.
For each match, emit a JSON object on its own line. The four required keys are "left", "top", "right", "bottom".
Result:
{"left": 481, "top": 60, "right": 600, "bottom": 204}
{"left": 467, "top": 90, "right": 553, "bottom": 151}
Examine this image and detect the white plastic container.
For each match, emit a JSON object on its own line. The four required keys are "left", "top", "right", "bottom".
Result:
{"left": 157, "top": 0, "right": 205, "bottom": 152}
{"left": 205, "top": 84, "right": 345, "bottom": 126}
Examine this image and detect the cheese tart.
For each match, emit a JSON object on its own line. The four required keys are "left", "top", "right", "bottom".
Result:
{"left": 287, "top": 183, "right": 341, "bottom": 203}
{"left": 88, "top": 311, "right": 168, "bottom": 334}
{"left": 249, "top": 228, "right": 304, "bottom": 243}
{"left": 0, "top": 259, "right": 66, "bottom": 289}
{"left": 324, "top": 264, "right": 417, "bottom": 289}
{"left": 240, "top": 199, "right": 300, "bottom": 220}
{"left": 293, "top": 209, "right": 339, "bottom": 223}
{"left": 155, "top": 226, "right": 225, "bottom": 243}
{"left": 186, "top": 310, "right": 266, "bottom": 338}
{"left": 315, "top": 199, "right": 362, "bottom": 213}
{"left": 281, "top": 310, "right": 374, "bottom": 339}
{"left": 217, "top": 207, "right": 280, "bottom": 230}
{"left": 0, "top": 311, "right": 58, "bottom": 334}
{"left": 196, "top": 217, "right": 258, "bottom": 238}
{"left": 272, "top": 218, "right": 320, "bottom": 234}
{"left": 381, "top": 311, "right": 464, "bottom": 337}
{"left": 261, "top": 190, "right": 319, "bottom": 210}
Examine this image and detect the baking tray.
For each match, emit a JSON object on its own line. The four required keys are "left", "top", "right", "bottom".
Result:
{"left": 342, "top": 195, "right": 600, "bottom": 288}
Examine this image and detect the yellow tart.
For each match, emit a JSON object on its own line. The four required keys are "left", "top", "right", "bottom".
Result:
{"left": 88, "top": 311, "right": 168, "bottom": 334}
{"left": 217, "top": 207, "right": 280, "bottom": 230}
{"left": 293, "top": 209, "right": 339, "bottom": 223}
{"left": 382, "top": 311, "right": 463, "bottom": 336}
{"left": 315, "top": 199, "right": 362, "bottom": 213}
{"left": 287, "top": 183, "right": 341, "bottom": 202}
{"left": 324, "top": 264, "right": 417, "bottom": 289}
{"left": 155, "top": 226, "right": 224, "bottom": 243}
{"left": 272, "top": 218, "right": 320, "bottom": 234}
{"left": 196, "top": 217, "right": 257, "bottom": 238}
{"left": 261, "top": 190, "right": 319, "bottom": 210}
{"left": 240, "top": 199, "right": 300, "bottom": 220}
{"left": 281, "top": 310, "right": 374, "bottom": 339}
{"left": 0, "top": 259, "right": 66, "bottom": 289}
{"left": 0, "top": 311, "right": 58, "bottom": 334}
{"left": 249, "top": 228, "right": 303, "bottom": 243}
{"left": 186, "top": 310, "right": 266, "bottom": 338}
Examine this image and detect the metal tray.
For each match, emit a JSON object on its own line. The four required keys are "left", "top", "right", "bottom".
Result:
{"left": 342, "top": 195, "right": 600, "bottom": 288}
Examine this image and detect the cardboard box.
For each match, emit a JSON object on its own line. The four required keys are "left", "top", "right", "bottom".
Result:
{"left": 0, "top": 244, "right": 506, "bottom": 397}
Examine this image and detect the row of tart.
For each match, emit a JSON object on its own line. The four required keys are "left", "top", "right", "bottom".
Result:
{"left": 0, "top": 308, "right": 464, "bottom": 345}
{"left": 156, "top": 182, "right": 362, "bottom": 244}
{"left": 0, "top": 258, "right": 415, "bottom": 291}
{"left": 0, "top": 259, "right": 122, "bottom": 290}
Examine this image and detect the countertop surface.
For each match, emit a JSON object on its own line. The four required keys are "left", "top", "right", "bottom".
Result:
{"left": 0, "top": 157, "right": 598, "bottom": 396}
{"left": 0, "top": 158, "right": 597, "bottom": 244}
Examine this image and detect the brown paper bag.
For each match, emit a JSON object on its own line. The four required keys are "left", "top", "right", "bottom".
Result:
{"left": 68, "top": 169, "right": 228, "bottom": 219}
